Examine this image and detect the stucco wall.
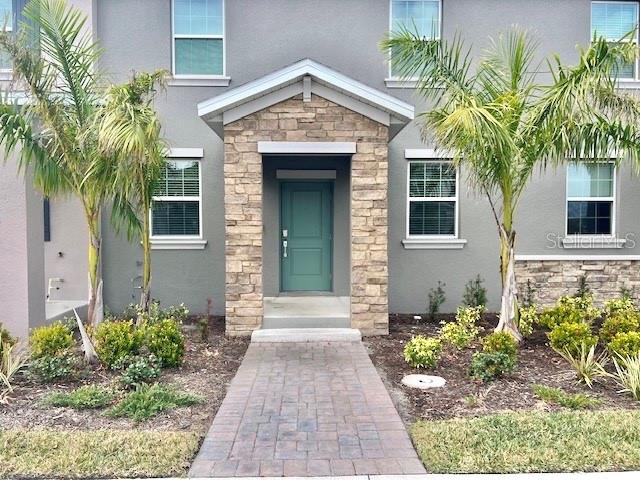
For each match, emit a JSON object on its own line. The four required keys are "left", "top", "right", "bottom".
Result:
{"left": 92, "top": 0, "right": 640, "bottom": 316}
{"left": 0, "top": 160, "right": 45, "bottom": 339}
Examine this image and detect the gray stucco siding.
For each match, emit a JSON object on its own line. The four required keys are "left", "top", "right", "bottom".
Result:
{"left": 90, "top": 0, "right": 640, "bottom": 317}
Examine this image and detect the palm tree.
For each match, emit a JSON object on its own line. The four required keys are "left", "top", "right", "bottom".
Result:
{"left": 382, "top": 29, "right": 640, "bottom": 340}
{"left": 98, "top": 71, "right": 168, "bottom": 314}
{"left": 0, "top": 0, "right": 113, "bottom": 357}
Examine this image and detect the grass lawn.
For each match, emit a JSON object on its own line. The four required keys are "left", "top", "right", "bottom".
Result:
{"left": 411, "top": 410, "right": 640, "bottom": 473}
{"left": 0, "top": 429, "right": 200, "bottom": 478}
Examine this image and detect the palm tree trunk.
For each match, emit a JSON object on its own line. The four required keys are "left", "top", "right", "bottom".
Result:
{"left": 495, "top": 226, "right": 523, "bottom": 341}
{"left": 86, "top": 208, "right": 103, "bottom": 328}
{"left": 139, "top": 204, "right": 151, "bottom": 315}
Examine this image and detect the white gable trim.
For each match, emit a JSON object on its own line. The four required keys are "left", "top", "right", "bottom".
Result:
{"left": 198, "top": 59, "right": 414, "bottom": 136}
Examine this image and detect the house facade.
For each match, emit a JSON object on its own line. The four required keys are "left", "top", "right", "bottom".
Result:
{"left": 3, "top": 0, "right": 640, "bottom": 338}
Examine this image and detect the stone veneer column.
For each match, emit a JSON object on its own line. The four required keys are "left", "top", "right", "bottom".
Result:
{"left": 223, "top": 94, "right": 389, "bottom": 336}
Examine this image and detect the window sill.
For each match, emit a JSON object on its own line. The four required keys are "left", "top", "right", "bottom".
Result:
{"left": 168, "top": 76, "right": 231, "bottom": 87}
{"left": 150, "top": 239, "right": 207, "bottom": 250}
{"left": 385, "top": 78, "right": 418, "bottom": 89}
{"left": 617, "top": 80, "right": 640, "bottom": 90}
{"left": 562, "top": 236, "right": 627, "bottom": 249}
{"left": 402, "top": 238, "right": 467, "bottom": 250}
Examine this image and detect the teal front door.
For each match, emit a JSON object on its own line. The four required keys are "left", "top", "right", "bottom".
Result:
{"left": 280, "top": 181, "right": 333, "bottom": 292}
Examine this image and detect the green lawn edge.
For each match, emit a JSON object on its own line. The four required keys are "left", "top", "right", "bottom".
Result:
{"left": 0, "top": 429, "right": 201, "bottom": 478}
{"left": 410, "top": 410, "right": 640, "bottom": 474}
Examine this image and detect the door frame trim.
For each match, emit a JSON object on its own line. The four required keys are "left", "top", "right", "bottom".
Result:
{"left": 279, "top": 180, "right": 334, "bottom": 293}
{"left": 276, "top": 169, "right": 337, "bottom": 179}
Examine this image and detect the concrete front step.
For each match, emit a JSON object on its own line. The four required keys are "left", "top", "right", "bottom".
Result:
{"left": 251, "top": 327, "right": 362, "bottom": 343}
{"left": 262, "top": 315, "right": 350, "bottom": 329}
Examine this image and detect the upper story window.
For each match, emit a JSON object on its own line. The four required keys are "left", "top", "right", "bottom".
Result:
{"left": 566, "top": 163, "right": 616, "bottom": 236}
{"left": 407, "top": 160, "right": 458, "bottom": 237}
{"left": 390, "top": 0, "right": 441, "bottom": 78}
{"left": 0, "top": 0, "right": 13, "bottom": 71}
{"left": 591, "top": 1, "right": 639, "bottom": 80}
{"left": 172, "top": 0, "right": 224, "bottom": 77}
{"left": 151, "top": 160, "right": 202, "bottom": 237}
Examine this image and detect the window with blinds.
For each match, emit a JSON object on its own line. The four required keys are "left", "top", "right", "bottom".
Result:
{"left": 591, "top": 1, "right": 639, "bottom": 79}
{"left": 390, "top": 0, "right": 441, "bottom": 77}
{"left": 151, "top": 160, "right": 201, "bottom": 237}
{"left": 566, "top": 163, "right": 615, "bottom": 236}
{"left": 407, "top": 161, "right": 457, "bottom": 237}
{"left": 173, "top": 0, "right": 224, "bottom": 76}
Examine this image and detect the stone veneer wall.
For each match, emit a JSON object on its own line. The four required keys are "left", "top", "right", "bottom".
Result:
{"left": 223, "top": 94, "right": 389, "bottom": 336}
{"left": 516, "top": 260, "right": 640, "bottom": 307}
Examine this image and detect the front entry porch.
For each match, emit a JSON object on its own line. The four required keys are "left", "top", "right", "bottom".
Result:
{"left": 197, "top": 59, "right": 414, "bottom": 336}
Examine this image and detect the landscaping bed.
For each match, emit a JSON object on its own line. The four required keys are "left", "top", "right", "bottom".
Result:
{"left": 365, "top": 310, "right": 640, "bottom": 474}
{"left": 366, "top": 315, "right": 638, "bottom": 422}
{"left": 0, "top": 317, "right": 249, "bottom": 478}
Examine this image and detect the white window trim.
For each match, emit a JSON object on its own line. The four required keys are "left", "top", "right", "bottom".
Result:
{"left": 150, "top": 156, "right": 206, "bottom": 250}
{"left": 403, "top": 158, "right": 466, "bottom": 249}
{"left": 385, "top": 0, "right": 442, "bottom": 88}
{"left": 170, "top": 0, "right": 228, "bottom": 84}
{"left": 591, "top": 0, "right": 640, "bottom": 83}
{"left": 563, "top": 161, "right": 623, "bottom": 248}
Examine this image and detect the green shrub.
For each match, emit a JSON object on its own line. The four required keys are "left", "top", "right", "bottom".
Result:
{"left": 46, "top": 385, "right": 116, "bottom": 409}
{"left": 469, "top": 352, "right": 515, "bottom": 382}
{"left": 29, "top": 322, "right": 74, "bottom": 359}
{"left": 608, "top": 331, "right": 640, "bottom": 358}
{"left": 125, "top": 302, "right": 190, "bottom": 325}
{"left": 0, "top": 323, "right": 16, "bottom": 359}
{"left": 142, "top": 319, "right": 185, "bottom": 368}
{"left": 114, "top": 354, "right": 161, "bottom": 389}
{"left": 28, "top": 353, "right": 76, "bottom": 383}
{"left": 462, "top": 275, "right": 487, "bottom": 308}
{"left": 439, "top": 306, "right": 483, "bottom": 349}
{"left": 538, "top": 295, "right": 600, "bottom": 330}
{"left": 611, "top": 354, "right": 640, "bottom": 401}
{"left": 518, "top": 305, "right": 537, "bottom": 338}
{"left": 482, "top": 332, "right": 518, "bottom": 359}
{"left": 94, "top": 320, "right": 143, "bottom": 369}
{"left": 603, "top": 297, "right": 637, "bottom": 319}
{"left": 106, "top": 383, "right": 202, "bottom": 422}
{"left": 600, "top": 310, "right": 640, "bottom": 343}
{"left": 548, "top": 322, "right": 597, "bottom": 357}
{"left": 404, "top": 336, "right": 442, "bottom": 369}
{"left": 532, "top": 384, "right": 600, "bottom": 409}
{"left": 427, "top": 282, "right": 446, "bottom": 320}
{"left": 554, "top": 344, "right": 608, "bottom": 388}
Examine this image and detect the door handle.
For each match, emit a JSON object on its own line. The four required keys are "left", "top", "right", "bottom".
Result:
{"left": 283, "top": 240, "right": 288, "bottom": 258}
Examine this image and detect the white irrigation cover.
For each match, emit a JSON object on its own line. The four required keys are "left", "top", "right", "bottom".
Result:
{"left": 402, "top": 374, "right": 446, "bottom": 389}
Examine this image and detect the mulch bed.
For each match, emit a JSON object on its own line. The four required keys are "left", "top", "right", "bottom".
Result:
{"left": 0, "top": 317, "right": 249, "bottom": 433}
{"left": 365, "top": 314, "right": 639, "bottom": 424}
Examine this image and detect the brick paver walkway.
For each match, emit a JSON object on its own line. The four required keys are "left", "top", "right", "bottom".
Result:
{"left": 189, "top": 340, "right": 426, "bottom": 477}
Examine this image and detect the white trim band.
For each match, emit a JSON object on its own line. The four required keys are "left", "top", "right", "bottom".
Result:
{"left": 516, "top": 254, "right": 640, "bottom": 261}
{"left": 168, "top": 76, "right": 231, "bottom": 87}
{"left": 258, "top": 141, "right": 356, "bottom": 154}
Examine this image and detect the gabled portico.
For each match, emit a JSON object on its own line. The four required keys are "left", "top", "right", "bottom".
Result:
{"left": 198, "top": 59, "right": 414, "bottom": 336}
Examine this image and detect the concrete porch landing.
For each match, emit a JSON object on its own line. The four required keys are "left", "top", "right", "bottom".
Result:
{"left": 263, "top": 296, "right": 350, "bottom": 329}
{"left": 188, "top": 332, "right": 425, "bottom": 477}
